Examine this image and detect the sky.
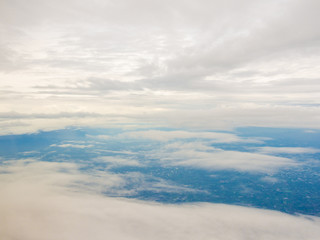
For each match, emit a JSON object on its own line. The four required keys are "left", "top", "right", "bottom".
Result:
{"left": 1, "top": 0, "right": 320, "bottom": 239}
{"left": 0, "top": 0, "right": 320, "bottom": 134}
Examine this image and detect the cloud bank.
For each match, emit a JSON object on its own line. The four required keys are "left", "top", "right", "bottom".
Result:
{"left": 1, "top": 159, "right": 320, "bottom": 240}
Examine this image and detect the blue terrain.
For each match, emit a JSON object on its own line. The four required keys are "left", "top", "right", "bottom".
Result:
{"left": 1, "top": 127, "right": 319, "bottom": 216}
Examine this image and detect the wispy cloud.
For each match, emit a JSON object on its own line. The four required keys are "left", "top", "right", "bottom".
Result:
{"left": 92, "top": 129, "right": 264, "bottom": 144}
{"left": 256, "top": 147, "right": 320, "bottom": 154}
{"left": 113, "top": 130, "right": 257, "bottom": 143}
{"left": 51, "top": 143, "right": 94, "bottom": 149}
{"left": 148, "top": 142, "right": 298, "bottom": 173}
{"left": 94, "top": 156, "right": 141, "bottom": 167}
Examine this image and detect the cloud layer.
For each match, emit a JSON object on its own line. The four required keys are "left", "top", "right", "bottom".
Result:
{"left": 0, "top": 0, "right": 320, "bottom": 133}
{"left": 1, "top": 159, "right": 320, "bottom": 240}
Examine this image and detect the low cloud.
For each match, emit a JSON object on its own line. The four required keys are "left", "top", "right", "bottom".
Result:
{"left": 96, "top": 130, "right": 261, "bottom": 143}
{"left": 256, "top": 147, "right": 320, "bottom": 154}
{"left": 94, "top": 156, "right": 141, "bottom": 167}
{"left": 261, "top": 176, "right": 279, "bottom": 184}
{"left": 0, "top": 158, "right": 197, "bottom": 197}
{"left": 1, "top": 158, "right": 320, "bottom": 240}
{"left": 149, "top": 142, "right": 298, "bottom": 173}
{"left": 51, "top": 143, "right": 94, "bottom": 149}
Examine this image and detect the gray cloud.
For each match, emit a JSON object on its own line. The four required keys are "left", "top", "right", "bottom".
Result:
{"left": 2, "top": 0, "right": 320, "bottom": 77}
{"left": 1, "top": 0, "right": 320, "bottom": 132}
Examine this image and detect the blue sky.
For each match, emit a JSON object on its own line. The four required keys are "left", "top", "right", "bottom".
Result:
{"left": 1, "top": 0, "right": 320, "bottom": 239}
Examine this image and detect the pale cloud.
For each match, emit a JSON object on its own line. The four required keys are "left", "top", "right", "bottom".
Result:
{"left": 0, "top": 159, "right": 197, "bottom": 197}
{"left": 149, "top": 142, "right": 298, "bottom": 173}
{"left": 98, "top": 130, "right": 257, "bottom": 143}
{"left": 94, "top": 156, "right": 141, "bottom": 167}
{"left": 261, "top": 176, "right": 279, "bottom": 184}
{"left": 0, "top": 159, "right": 126, "bottom": 194}
{"left": 95, "top": 149, "right": 136, "bottom": 155}
{"left": 0, "top": 0, "right": 320, "bottom": 133}
{"left": 256, "top": 147, "right": 320, "bottom": 154}
{"left": 1, "top": 93, "right": 320, "bottom": 135}
{"left": 1, "top": 158, "right": 320, "bottom": 240}
{"left": 305, "top": 130, "right": 317, "bottom": 133}
{"left": 51, "top": 143, "right": 94, "bottom": 149}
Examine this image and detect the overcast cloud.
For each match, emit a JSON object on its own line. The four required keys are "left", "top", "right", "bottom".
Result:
{"left": 0, "top": 0, "right": 320, "bottom": 133}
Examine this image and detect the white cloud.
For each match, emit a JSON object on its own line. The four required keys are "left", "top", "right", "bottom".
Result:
{"left": 0, "top": 0, "right": 320, "bottom": 133}
{"left": 305, "top": 130, "right": 317, "bottom": 133}
{"left": 256, "top": 147, "right": 320, "bottom": 154}
{"left": 1, "top": 158, "right": 320, "bottom": 240}
{"left": 0, "top": 159, "right": 126, "bottom": 194}
{"left": 261, "top": 176, "right": 278, "bottom": 183}
{"left": 113, "top": 130, "right": 256, "bottom": 143}
{"left": 1, "top": 95, "right": 320, "bottom": 136}
{"left": 0, "top": 159, "right": 197, "bottom": 197}
{"left": 51, "top": 143, "right": 94, "bottom": 149}
{"left": 96, "top": 149, "right": 136, "bottom": 155}
{"left": 94, "top": 156, "right": 141, "bottom": 167}
{"left": 149, "top": 142, "right": 298, "bottom": 173}
{"left": 91, "top": 129, "right": 263, "bottom": 143}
